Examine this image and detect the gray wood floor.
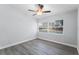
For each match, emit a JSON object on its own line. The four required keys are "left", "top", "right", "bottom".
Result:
{"left": 0, "top": 38, "right": 78, "bottom": 55}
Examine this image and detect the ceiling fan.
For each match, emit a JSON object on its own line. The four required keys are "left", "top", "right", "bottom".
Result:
{"left": 28, "top": 4, "right": 51, "bottom": 16}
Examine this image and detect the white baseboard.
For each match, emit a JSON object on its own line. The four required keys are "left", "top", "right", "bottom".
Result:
{"left": 0, "top": 37, "right": 36, "bottom": 50}
{"left": 38, "top": 37, "right": 77, "bottom": 48}
{"left": 77, "top": 48, "right": 79, "bottom": 54}
{"left": 0, "top": 36, "right": 77, "bottom": 50}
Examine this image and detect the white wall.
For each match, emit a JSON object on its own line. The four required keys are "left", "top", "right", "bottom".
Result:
{"left": 77, "top": 8, "right": 79, "bottom": 53}
{"left": 37, "top": 10, "right": 77, "bottom": 48}
{"left": 0, "top": 5, "right": 37, "bottom": 49}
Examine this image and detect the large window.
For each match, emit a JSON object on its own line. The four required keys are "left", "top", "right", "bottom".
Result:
{"left": 38, "top": 20, "right": 63, "bottom": 34}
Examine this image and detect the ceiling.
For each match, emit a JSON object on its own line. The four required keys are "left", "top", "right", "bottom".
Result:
{"left": 11, "top": 4, "right": 79, "bottom": 19}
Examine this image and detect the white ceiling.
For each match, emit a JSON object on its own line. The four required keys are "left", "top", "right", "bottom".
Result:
{"left": 11, "top": 4, "right": 79, "bottom": 19}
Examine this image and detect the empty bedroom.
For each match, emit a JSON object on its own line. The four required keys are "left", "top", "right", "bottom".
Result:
{"left": 0, "top": 4, "right": 79, "bottom": 55}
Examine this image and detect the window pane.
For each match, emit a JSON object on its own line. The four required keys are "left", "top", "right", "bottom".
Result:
{"left": 39, "top": 22, "right": 48, "bottom": 32}
{"left": 49, "top": 20, "right": 63, "bottom": 34}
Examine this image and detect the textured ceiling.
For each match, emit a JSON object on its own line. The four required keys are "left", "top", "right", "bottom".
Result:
{"left": 10, "top": 4, "right": 79, "bottom": 19}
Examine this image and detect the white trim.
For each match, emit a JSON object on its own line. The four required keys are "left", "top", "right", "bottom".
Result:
{"left": 0, "top": 37, "right": 36, "bottom": 49}
{"left": 0, "top": 36, "right": 77, "bottom": 50}
{"left": 77, "top": 48, "right": 79, "bottom": 54}
{"left": 38, "top": 37, "right": 77, "bottom": 48}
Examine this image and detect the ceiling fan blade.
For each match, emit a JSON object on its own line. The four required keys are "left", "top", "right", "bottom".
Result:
{"left": 43, "top": 11, "right": 51, "bottom": 13}
{"left": 28, "top": 9, "right": 35, "bottom": 12}
{"left": 33, "top": 14, "right": 37, "bottom": 16}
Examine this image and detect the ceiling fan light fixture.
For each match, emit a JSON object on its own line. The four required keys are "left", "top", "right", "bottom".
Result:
{"left": 28, "top": 4, "right": 51, "bottom": 16}
{"left": 37, "top": 11, "right": 43, "bottom": 15}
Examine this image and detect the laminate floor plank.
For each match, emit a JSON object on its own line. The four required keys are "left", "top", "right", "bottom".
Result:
{"left": 0, "top": 38, "right": 78, "bottom": 55}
